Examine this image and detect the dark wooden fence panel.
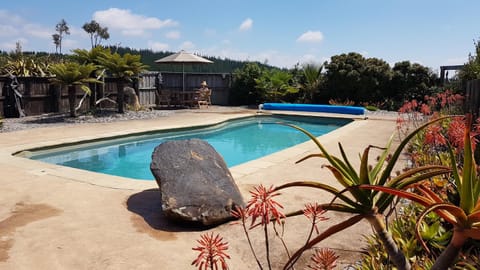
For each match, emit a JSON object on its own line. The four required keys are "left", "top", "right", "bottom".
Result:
{"left": 159, "top": 72, "right": 231, "bottom": 105}
{"left": 138, "top": 72, "right": 159, "bottom": 107}
{"left": 18, "top": 77, "right": 55, "bottom": 115}
{"left": 0, "top": 79, "right": 5, "bottom": 117}
{"left": 1, "top": 72, "right": 232, "bottom": 118}
{"left": 465, "top": 79, "right": 480, "bottom": 117}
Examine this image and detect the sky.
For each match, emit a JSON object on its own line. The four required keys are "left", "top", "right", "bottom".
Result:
{"left": 1, "top": 0, "right": 479, "bottom": 74}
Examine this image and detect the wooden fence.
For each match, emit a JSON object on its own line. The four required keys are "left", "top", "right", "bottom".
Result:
{"left": 465, "top": 79, "right": 480, "bottom": 117}
{"left": 139, "top": 71, "right": 232, "bottom": 106}
{"left": 1, "top": 72, "right": 232, "bottom": 118}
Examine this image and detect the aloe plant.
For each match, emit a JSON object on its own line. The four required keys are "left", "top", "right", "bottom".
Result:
{"left": 275, "top": 117, "right": 451, "bottom": 270}
{"left": 361, "top": 114, "right": 480, "bottom": 270}
{"left": 358, "top": 203, "right": 451, "bottom": 268}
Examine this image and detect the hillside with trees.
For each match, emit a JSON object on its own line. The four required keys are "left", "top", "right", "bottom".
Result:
{"left": 111, "top": 46, "right": 274, "bottom": 73}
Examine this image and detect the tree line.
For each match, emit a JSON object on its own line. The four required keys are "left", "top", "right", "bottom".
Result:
{"left": 229, "top": 52, "right": 466, "bottom": 110}
{"left": 1, "top": 16, "right": 478, "bottom": 111}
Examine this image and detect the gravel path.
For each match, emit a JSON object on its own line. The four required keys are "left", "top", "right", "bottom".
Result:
{"left": 0, "top": 109, "right": 175, "bottom": 133}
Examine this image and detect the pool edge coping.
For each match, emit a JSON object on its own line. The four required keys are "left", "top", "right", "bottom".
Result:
{"left": 1, "top": 110, "right": 371, "bottom": 191}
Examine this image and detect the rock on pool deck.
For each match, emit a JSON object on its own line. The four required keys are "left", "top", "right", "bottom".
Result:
{"left": 0, "top": 106, "right": 399, "bottom": 269}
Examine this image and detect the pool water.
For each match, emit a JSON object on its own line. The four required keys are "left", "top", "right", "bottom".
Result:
{"left": 31, "top": 115, "right": 351, "bottom": 180}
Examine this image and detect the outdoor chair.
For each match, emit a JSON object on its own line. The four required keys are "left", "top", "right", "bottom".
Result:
{"left": 156, "top": 89, "right": 171, "bottom": 107}
{"left": 197, "top": 88, "right": 211, "bottom": 108}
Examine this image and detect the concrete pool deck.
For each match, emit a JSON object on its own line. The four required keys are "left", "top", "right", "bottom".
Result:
{"left": 0, "top": 107, "right": 400, "bottom": 269}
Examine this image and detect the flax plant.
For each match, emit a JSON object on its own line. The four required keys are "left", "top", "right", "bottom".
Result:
{"left": 362, "top": 114, "right": 480, "bottom": 270}
{"left": 275, "top": 117, "right": 451, "bottom": 270}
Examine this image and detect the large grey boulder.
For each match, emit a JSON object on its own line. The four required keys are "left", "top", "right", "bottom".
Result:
{"left": 150, "top": 139, "right": 245, "bottom": 226}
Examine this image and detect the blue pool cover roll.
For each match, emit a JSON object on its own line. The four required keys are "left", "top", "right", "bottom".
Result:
{"left": 262, "top": 103, "right": 365, "bottom": 115}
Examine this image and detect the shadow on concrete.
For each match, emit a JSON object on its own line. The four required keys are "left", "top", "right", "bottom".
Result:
{"left": 126, "top": 188, "right": 214, "bottom": 232}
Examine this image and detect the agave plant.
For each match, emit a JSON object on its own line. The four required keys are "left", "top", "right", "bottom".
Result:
{"left": 358, "top": 203, "right": 451, "bottom": 269}
{"left": 275, "top": 117, "right": 451, "bottom": 270}
{"left": 361, "top": 114, "right": 480, "bottom": 270}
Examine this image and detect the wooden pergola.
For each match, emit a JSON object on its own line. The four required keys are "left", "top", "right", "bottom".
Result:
{"left": 440, "top": 65, "right": 464, "bottom": 85}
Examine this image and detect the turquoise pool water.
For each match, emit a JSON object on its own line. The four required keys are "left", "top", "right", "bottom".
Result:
{"left": 30, "top": 115, "right": 351, "bottom": 180}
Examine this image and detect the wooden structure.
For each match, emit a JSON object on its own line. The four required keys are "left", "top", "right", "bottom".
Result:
{"left": 1, "top": 72, "right": 232, "bottom": 118}
{"left": 465, "top": 79, "right": 480, "bottom": 117}
{"left": 139, "top": 71, "right": 231, "bottom": 107}
{"left": 440, "top": 65, "right": 464, "bottom": 85}
{"left": 137, "top": 72, "right": 159, "bottom": 107}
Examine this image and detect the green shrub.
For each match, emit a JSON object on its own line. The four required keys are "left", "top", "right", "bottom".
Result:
{"left": 365, "top": 105, "right": 379, "bottom": 111}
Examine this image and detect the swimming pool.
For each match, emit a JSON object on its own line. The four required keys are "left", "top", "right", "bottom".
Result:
{"left": 29, "top": 115, "right": 351, "bottom": 180}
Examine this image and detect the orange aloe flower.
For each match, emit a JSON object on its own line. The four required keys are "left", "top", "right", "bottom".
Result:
{"left": 192, "top": 233, "right": 230, "bottom": 270}
{"left": 424, "top": 124, "right": 446, "bottom": 147}
{"left": 303, "top": 203, "right": 329, "bottom": 234}
{"left": 246, "top": 184, "right": 285, "bottom": 228}
{"left": 307, "top": 248, "right": 339, "bottom": 270}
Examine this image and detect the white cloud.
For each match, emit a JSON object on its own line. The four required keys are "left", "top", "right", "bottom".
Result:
{"left": 299, "top": 54, "right": 318, "bottom": 64}
{"left": 297, "top": 30, "right": 324, "bottom": 43}
{"left": 255, "top": 50, "right": 301, "bottom": 67}
{"left": 148, "top": 41, "right": 169, "bottom": 51}
{"left": 180, "top": 41, "right": 195, "bottom": 50}
{"left": 1, "top": 38, "right": 27, "bottom": 51}
{"left": 62, "top": 38, "right": 80, "bottom": 51}
{"left": 0, "top": 10, "right": 24, "bottom": 25}
{"left": 204, "top": 46, "right": 299, "bottom": 68}
{"left": 24, "top": 24, "right": 52, "bottom": 39}
{"left": 93, "top": 8, "right": 178, "bottom": 36}
{"left": 165, "top": 31, "right": 180, "bottom": 39}
{"left": 0, "top": 41, "right": 16, "bottom": 51}
{"left": 0, "top": 25, "right": 17, "bottom": 37}
{"left": 203, "top": 47, "right": 249, "bottom": 61}
{"left": 239, "top": 18, "right": 253, "bottom": 31}
{"left": 0, "top": 9, "right": 99, "bottom": 52}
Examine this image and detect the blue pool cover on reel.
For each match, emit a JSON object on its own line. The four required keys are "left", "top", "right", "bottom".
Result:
{"left": 261, "top": 103, "right": 365, "bottom": 115}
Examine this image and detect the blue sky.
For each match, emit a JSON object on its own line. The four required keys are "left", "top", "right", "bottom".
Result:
{"left": 1, "top": 0, "right": 479, "bottom": 73}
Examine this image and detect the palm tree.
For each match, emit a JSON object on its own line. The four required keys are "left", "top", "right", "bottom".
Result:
{"left": 255, "top": 69, "right": 298, "bottom": 102}
{"left": 97, "top": 51, "right": 148, "bottom": 113}
{"left": 72, "top": 47, "right": 110, "bottom": 65}
{"left": 72, "top": 47, "right": 111, "bottom": 107}
{"left": 49, "top": 62, "right": 101, "bottom": 117}
{"left": 300, "top": 63, "right": 323, "bottom": 103}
